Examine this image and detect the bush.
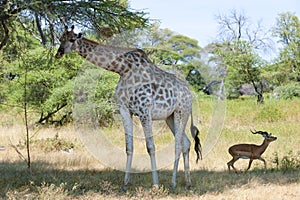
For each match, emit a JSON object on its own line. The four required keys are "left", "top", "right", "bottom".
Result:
{"left": 17, "top": 133, "right": 76, "bottom": 152}
{"left": 274, "top": 82, "right": 300, "bottom": 99}
{"left": 73, "top": 64, "right": 119, "bottom": 127}
{"left": 273, "top": 151, "right": 300, "bottom": 172}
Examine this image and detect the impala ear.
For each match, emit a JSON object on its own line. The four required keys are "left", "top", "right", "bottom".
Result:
{"left": 263, "top": 133, "right": 269, "bottom": 138}
{"left": 71, "top": 25, "right": 75, "bottom": 31}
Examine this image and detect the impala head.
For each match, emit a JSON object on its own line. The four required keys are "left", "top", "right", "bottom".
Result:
{"left": 250, "top": 129, "right": 277, "bottom": 142}
{"left": 55, "top": 25, "right": 82, "bottom": 59}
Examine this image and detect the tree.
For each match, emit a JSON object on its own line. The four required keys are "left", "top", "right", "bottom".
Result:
{"left": 0, "top": 0, "right": 148, "bottom": 49}
{"left": 212, "top": 9, "right": 272, "bottom": 103}
{"left": 272, "top": 12, "right": 300, "bottom": 83}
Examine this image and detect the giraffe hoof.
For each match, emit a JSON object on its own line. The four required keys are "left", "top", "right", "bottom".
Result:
{"left": 122, "top": 184, "right": 129, "bottom": 192}
{"left": 171, "top": 183, "right": 177, "bottom": 189}
{"left": 185, "top": 183, "right": 191, "bottom": 190}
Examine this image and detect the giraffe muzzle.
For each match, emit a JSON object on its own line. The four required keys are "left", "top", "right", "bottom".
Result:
{"left": 55, "top": 47, "right": 65, "bottom": 59}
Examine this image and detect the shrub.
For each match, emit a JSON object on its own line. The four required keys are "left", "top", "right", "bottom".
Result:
{"left": 273, "top": 151, "right": 300, "bottom": 172}
{"left": 17, "top": 133, "right": 76, "bottom": 152}
{"left": 73, "top": 64, "right": 119, "bottom": 127}
{"left": 274, "top": 82, "right": 300, "bottom": 99}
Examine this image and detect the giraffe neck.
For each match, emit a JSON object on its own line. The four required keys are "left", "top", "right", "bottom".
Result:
{"left": 72, "top": 38, "right": 133, "bottom": 75}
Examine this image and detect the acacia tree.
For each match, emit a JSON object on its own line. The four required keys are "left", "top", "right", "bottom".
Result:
{"left": 107, "top": 22, "right": 204, "bottom": 86}
{"left": 212, "top": 9, "right": 272, "bottom": 103}
{"left": 0, "top": 0, "right": 148, "bottom": 49}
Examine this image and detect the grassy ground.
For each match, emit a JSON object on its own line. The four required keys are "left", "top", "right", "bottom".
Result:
{"left": 0, "top": 97, "right": 299, "bottom": 199}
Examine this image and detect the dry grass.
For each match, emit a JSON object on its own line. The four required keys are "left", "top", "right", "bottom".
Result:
{"left": 0, "top": 97, "right": 299, "bottom": 199}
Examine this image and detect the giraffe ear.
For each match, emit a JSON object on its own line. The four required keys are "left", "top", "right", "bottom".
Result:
{"left": 77, "top": 33, "right": 83, "bottom": 39}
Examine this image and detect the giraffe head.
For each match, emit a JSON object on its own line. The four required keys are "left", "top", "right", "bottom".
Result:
{"left": 55, "top": 25, "right": 82, "bottom": 59}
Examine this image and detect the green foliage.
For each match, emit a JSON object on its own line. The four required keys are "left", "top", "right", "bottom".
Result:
{"left": 109, "top": 23, "right": 203, "bottom": 76}
{"left": 3, "top": 47, "right": 119, "bottom": 126}
{"left": 186, "top": 69, "right": 206, "bottom": 91}
{"left": 272, "top": 12, "right": 300, "bottom": 84}
{"left": 166, "top": 35, "right": 201, "bottom": 62}
{"left": 213, "top": 41, "right": 263, "bottom": 100}
{"left": 2, "top": 48, "right": 83, "bottom": 124}
{"left": 0, "top": 0, "right": 148, "bottom": 49}
{"left": 73, "top": 64, "right": 119, "bottom": 127}
{"left": 274, "top": 82, "right": 300, "bottom": 99}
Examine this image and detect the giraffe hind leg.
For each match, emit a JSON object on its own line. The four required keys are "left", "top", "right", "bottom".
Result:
{"left": 182, "top": 133, "right": 191, "bottom": 189}
{"left": 141, "top": 117, "right": 159, "bottom": 186}
{"left": 173, "top": 111, "right": 190, "bottom": 188}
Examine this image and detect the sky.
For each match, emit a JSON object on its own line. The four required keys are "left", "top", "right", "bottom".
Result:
{"left": 129, "top": 0, "right": 300, "bottom": 47}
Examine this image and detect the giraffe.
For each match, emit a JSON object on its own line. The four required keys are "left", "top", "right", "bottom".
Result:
{"left": 55, "top": 25, "right": 202, "bottom": 189}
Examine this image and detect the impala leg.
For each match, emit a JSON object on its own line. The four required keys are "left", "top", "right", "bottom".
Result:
{"left": 120, "top": 107, "right": 133, "bottom": 190}
{"left": 227, "top": 157, "right": 239, "bottom": 173}
{"left": 227, "top": 160, "right": 231, "bottom": 172}
{"left": 259, "top": 157, "right": 267, "bottom": 173}
{"left": 246, "top": 159, "right": 253, "bottom": 172}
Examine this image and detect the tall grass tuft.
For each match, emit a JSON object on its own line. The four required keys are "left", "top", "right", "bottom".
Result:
{"left": 273, "top": 151, "right": 300, "bottom": 172}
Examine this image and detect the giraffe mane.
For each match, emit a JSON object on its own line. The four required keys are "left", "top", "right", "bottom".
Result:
{"left": 82, "top": 37, "right": 100, "bottom": 46}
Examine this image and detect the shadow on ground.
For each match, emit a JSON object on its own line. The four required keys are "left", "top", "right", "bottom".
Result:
{"left": 0, "top": 160, "right": 299, "bottom": 198}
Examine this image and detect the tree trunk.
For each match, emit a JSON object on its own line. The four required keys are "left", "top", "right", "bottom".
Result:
{"left": 0, "top": 20, "right": 9, "bottom": 50}
{"left": 252, "top": 80, "right": 264, "bottom": 104}
{"left": 35, "top": 13, "right": 47, "bottom": 45}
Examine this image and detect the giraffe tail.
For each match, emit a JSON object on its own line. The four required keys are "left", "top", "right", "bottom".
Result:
{"left": 190, "top": 114, "right": 202, "bottom": 163}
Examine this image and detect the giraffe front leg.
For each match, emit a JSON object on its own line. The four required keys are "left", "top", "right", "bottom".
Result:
{"left": 124, "top": 132, "right": 133, "bottom": 189}
{"left": 172, "top": 135, "right": 181, "bottom": 188}
{"left": 119, "top": 107, "right": 133, "bottom": 190}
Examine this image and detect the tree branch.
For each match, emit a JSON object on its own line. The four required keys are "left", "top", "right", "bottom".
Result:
{"left": 18, "top": 20, "right": 43, "bottom": 43}
{"left": 37, "top": 103, "right": 68, "bottom": 124}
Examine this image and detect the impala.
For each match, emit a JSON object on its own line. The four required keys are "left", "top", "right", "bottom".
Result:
{"left": 227, "top": 130, "right": 277, "bottom": 173}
